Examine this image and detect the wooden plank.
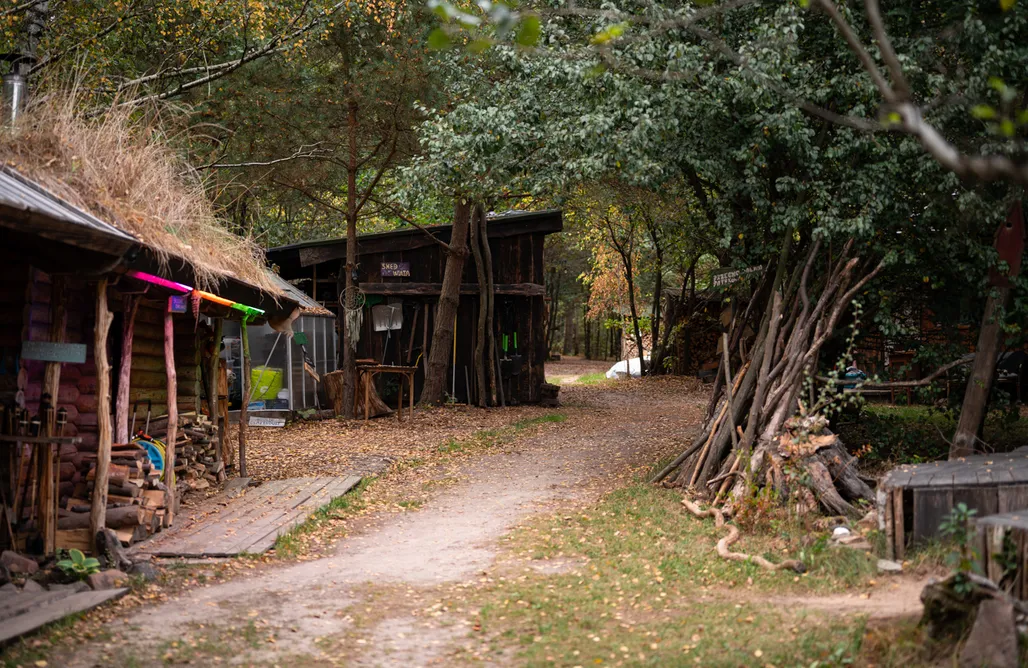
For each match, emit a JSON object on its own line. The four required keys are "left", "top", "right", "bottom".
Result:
{"left": 913, "top": 488, "right": 953, "bottom": 542}
{"left": 239, "top": 476, "right": 362, "bottom": 554}
{"left": 954, "top": 486, "right": 998, "bottom": 518}
{"left": 884, "top": 490, "right": 895, "bottom": 560}
{"left": 1020, "top": 529, "right": 1028, "bottom": 600}
{"left": 987, "top": 524, "right": 1006, "bottom": 582}
{"left": 998, "top": 485, "right": 1028, "bottom": 513}
{"left": 952, "top": 468, "right": 979, "bottom": 486}
{"left": 893, "top": 488, "right": 905, "bottom": 560}
{"left": 993, "top": 469, "right": 1016, "bottom": 485}
{"left": 0, "top": 590, "right": 78, "bottom": 621}
{"left": 138, "top": 476, "right": 361, "bottom": 557}
{"left": 0, "top": 589, "right": 128, "bottom": 645}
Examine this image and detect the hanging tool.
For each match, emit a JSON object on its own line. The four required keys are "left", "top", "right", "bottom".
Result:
{"left": 130, "top": 399, "right": 153, "bottom": 440}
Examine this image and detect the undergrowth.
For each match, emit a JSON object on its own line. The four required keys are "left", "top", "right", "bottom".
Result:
{"left": 836, "top": 403, "right": 1028, "bottom": 469}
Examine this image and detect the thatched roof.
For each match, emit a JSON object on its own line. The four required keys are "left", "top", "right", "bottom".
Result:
{"left": 0, "top": 96, "right": 281, "bottom": 297}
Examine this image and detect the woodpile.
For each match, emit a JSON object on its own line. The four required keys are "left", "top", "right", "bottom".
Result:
{"left": 167, "top": 418, "right": 225, "bottom": 494}
{"left": 57, "top": 417, "right": 225, "bottom": 548}
{"left": 60, "top": 441, "right": 166, "bottom": 547}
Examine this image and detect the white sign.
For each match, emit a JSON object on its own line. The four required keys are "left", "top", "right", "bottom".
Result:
{"left": 712, "top": 265, "right": 763, "bottom": 288}
{"left": 248, "top": 416, "right": 286, "bottom": 427}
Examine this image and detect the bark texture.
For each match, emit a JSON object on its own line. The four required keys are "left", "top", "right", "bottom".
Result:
{"left": 420, "top": 198, "right": 472, "bottom": 405}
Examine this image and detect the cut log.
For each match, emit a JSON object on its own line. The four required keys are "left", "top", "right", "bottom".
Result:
{"left": 61, "top": 505, "right": 141, "bottom": 530}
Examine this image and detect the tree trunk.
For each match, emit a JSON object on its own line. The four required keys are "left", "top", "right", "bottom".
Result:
{"left": 341, "top": 99, "right": 359, "bottom": 418}
{"left": 588, "top": 312, "right": 596, "bottom": 359}
{"left": 470, "top": 203, "right": 489, "bottom": 407}
{"left": 951, "top": 203, "right": 1025, "bottom": 457}
{"left": 481, "top": 207, "right": 498, "bottom": 405}
{"left": 115, "top": 295, "right": 139, "bottom": 444}
{"left": 90, "top": 279, "right": 114, "bottom": 553}
{"left": 647, "top": 221, "right": 664, "bottom": 375}
{"left": 951, "top": 287, "right": 1009, "bottom": 458}
{"left": 624, "top": 256, "right": 646, "bottom": 374}
{"left": 420, "top": 198, "right": 472, "bottom": 405}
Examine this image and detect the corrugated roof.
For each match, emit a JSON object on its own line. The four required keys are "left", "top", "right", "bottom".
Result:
{"left": 0, "top": 166, "right": 137, "bottom": 246}
{"left": 267, "top": 272, "right": 333, "bottom": 317}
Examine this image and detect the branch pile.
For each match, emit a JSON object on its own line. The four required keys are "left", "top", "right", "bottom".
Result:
{"left": 655, "top": 237, "right": 881, "bottom": 517}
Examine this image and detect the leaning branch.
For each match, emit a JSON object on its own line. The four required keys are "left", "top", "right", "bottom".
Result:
{"left": 820, "top": 355, "right": 974, "bottom": 390}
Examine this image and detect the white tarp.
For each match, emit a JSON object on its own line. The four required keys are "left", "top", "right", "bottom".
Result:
{"left": 606, "top": 357, "right": 648, "bottom": 379}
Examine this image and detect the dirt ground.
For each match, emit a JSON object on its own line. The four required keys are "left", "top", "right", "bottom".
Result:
{"left": 25, "top": 367, "right": 932, "bottom": 666}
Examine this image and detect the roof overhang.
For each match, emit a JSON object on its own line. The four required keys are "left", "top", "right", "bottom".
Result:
{"left": 268, "top": 209, "right": 563, "bottom": 270}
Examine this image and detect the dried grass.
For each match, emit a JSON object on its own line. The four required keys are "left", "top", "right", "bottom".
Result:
{"left": 0, "top": 90, "right": 278, "bottom": 294}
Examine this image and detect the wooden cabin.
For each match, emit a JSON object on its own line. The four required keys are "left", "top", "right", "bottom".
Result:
{"left": 267, "top": 210, "right": 563, "bottom": 405}
{"left": 0, "top": 167, "right": 300, "bottom": 555}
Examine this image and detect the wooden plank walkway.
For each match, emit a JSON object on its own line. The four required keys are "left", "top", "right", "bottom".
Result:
{"left": 0, "top": 588, "right": 128, "bottom": 646}
{"left": 882, "top": 447, "right": 1028, "bottom": 560}
{"left": 131, "top": 476, "right": 362, "bottom": 558}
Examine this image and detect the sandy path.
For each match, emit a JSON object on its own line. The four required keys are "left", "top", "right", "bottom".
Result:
{"left": 53, "top": 380, "right": 703, "bottom": 667}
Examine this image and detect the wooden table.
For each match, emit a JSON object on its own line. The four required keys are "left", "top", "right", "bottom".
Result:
{"left": 355, "top": 364, "right": 417, "bottom": 422}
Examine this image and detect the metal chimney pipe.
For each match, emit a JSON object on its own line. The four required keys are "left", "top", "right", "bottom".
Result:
{"left": 2, "top": 71, "right": 26, "bottom": 128}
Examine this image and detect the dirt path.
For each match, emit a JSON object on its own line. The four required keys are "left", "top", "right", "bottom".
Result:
{"left": 52, "top": 379, "right": 704, "bottom": 667}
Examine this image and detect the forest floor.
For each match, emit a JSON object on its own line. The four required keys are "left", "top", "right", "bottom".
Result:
{"left": 3, "top": 362, "right": 946, "bottom": 667}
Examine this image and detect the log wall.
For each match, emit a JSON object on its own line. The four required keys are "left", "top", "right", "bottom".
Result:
{"left": 126, "top": 299, "right": 200, "bottom": 423}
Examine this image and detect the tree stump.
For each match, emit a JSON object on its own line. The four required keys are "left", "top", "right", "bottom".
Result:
{"left": 539, "top": 382, "right": 560, "bottom": 407}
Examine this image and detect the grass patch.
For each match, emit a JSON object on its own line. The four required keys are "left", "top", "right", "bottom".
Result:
{"left": 461, "top": 482, "right": 914, "bottom": 666}
{"left": 576, "top": 372, "right": 610, "bottom": 385}
{"left": 272, "top": 477, "right": 373, "bottom": 558}
{"left": 514, "top": 413, "right": 567, "bottom": 429}
{"left": 397, "top": 499, "right": 424, "bottom": 509}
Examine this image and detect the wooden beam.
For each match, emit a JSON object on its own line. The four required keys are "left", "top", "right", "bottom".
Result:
{"left": 90, "top": 278, "right": 114, "bottom": 552}
{"left": 39, "top": 276, "right": 66, "bottom": 554}
{"left": 163, "top": 298, "right": 177, "bottom": 527}
{"left": 359, "top": 283, "right": 545, "bottom": 297}
{"left": 208, "top": 318, "right": 222, "bottom": 464}
{"left": 239, "top": 318, "right": 250, "bottom": 478}
{"left": 115, "top": 296, "right": 139, "bottom": 444}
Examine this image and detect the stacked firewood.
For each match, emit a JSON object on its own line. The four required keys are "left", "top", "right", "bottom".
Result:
{"left": 168, "top": 419, "right": 226, "bottom": 494}
{"left": 55, "top": 418, "right": 226, "bottom": 548}
{"left": 59, "top": 441, "right": 167, "bottom": 546}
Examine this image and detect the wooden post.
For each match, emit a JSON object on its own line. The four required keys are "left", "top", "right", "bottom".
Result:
{"left": 39, "top": 276, "right": 66, "bottom": 554}
{"left": 208, "top": 317, "right": 222, "bottom": 464}
{"left": 115, "top": 295, "right": 139, "bottom": 444}
{"left": 238, "top": 317, "right": 250, "bottom": 478}
{"left": 90, "top": 279, "right": 114, "bottom": 552}
{"left": 163, "top": 298, "right": 177, "bottom": 526}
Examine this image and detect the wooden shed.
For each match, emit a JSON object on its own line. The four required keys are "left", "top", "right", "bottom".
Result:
{"left": 267, "top": 210, "right": 563, "bottom": 405}
{"left": 0, "top": 167, "right": 301, "bottom": 555}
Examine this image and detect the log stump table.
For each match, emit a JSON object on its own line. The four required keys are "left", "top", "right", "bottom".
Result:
{"left": 354, "top": 362, "right": 417, "bottom": 422}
